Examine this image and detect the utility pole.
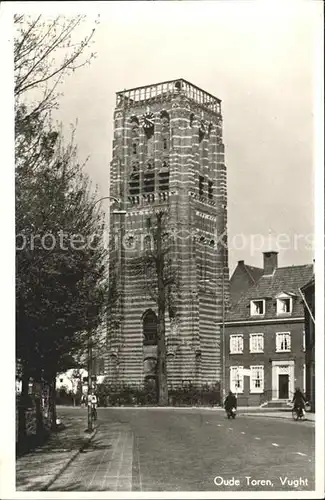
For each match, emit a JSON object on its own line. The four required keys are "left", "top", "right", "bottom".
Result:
{"left": 222, "top": 268, "right": 226, "bottom": 405}
{"left": 85, "top": 196, "right": 126, "bottom": 433}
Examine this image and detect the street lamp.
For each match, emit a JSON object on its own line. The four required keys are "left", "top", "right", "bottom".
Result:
{"left": 86, "top": 195, "right": 126, "bottom": 433}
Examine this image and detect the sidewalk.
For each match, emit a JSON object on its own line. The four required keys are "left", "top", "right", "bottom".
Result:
{"left": 48, "top": 422, "right": 133, "bottom": 491}
{"left": 16, "top": 413, "right": 96, "bottom": 491}
{"left": 239, "top": 409, "right": 315, "bottom": 422}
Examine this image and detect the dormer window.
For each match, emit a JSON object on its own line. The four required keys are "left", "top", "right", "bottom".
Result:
{"left": 250, "top": 299, "right": 265, "bottom": 316}
{"left": 276, "top": 297, "right": 292, "bottom": 315}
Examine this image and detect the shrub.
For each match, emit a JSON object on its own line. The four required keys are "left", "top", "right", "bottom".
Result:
{"left": 94, "top": 381, "right": 220, "bottom": 407}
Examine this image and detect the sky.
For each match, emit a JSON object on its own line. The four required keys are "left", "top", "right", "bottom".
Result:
{"left": 13, "top": 1, "right": 323, "bottom": 273}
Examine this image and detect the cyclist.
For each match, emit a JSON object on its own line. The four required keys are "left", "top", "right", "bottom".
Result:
{"left": 292, "top": 387, "right": 306, "bottom": 418}
{"left": 224, "top": 390, "right": 237, "bottom": 418}
{"left": 88, "top": 392, "right": 98, "bottom": 420}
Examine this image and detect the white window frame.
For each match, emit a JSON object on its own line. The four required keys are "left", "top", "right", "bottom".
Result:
{"left": 249, "top": 333, "right": 264, "bottom": 353}
{"left": 302, "top": 329, "right": 306, "bottom": 352}
{"left": 229, "top": 334, "right": 244, "bottom": 354}
{"left": 250, "top": 299, "right": 265, "bottom": 316}
{"left": 250, "top": 365, "right": 264, "bottom": 393}
{"left": 276, "top": 297, "right": 292, "bottom": 315}
{"left": 230, "top": 366, "right": 244, "bottom": 394}
{"left": 276, "top": 332, "right": 291, "bottom": 352}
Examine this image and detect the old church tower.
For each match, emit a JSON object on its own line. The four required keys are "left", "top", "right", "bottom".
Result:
{"left": 107, "top": 79, "right": 229, "bottom": 390}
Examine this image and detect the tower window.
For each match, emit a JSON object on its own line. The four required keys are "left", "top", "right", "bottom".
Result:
{"left": 133, "top": 143, "right": 137, "bottom": 154}
{"left": 129, "top": 173, "right": 140, "bottom": 195}
{"left": 163, "top": 138, "right": 168, "bottom": 150}
{"left": 159, "top": 171, "right": 169, "bottom": 191}
{"left": 143, "top": 310, "right": 158, "bottom": 346}
{"left": 199, "top": 176, "right": 204, "bottom": 197}
{"left": 143, "top": 172, "right": 155, "bottom": 193}
{"left": 208, "top": 181, "right": 213, "bottom": 199}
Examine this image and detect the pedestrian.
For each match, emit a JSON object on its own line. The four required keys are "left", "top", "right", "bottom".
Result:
{"left": 292, "top": 387, "right": 306, "bottom": 417}
{"left": 224, "top": 390, "right": 237, "bottom": 417}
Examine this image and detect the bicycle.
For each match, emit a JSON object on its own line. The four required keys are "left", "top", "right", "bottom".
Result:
{"left": 91, "top": 405, "right": 97, "bottom": 421}
{"left": 292, "top": 406, "right": 306, "bottom": 421}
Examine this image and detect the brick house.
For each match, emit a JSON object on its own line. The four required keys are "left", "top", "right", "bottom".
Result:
{"left": 300, "top": 277, "right": 315, "bottom": 412}
{"left": 224, "top": 251, "right": 313, "bottom": 407}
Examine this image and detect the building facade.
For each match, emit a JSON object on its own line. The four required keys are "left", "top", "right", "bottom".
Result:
{"left": 301, "top": 278, "right": 315, "bottom": 412}
{"left": 107, "top": 79, "right": 229, "bottom": 389}
{"left": 224, "top": 251, "right": 313, "bottom": 406}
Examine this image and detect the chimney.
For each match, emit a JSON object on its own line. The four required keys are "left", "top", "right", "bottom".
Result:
{"left": 263, "top": 251, "right": 278, "bottom": 275}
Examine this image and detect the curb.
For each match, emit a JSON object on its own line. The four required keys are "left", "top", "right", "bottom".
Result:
{"left": 240, "top": 413, "right": 315, "bottom": 423}
{"left": 41, "top": 427, "right": 98, "bottom": 491}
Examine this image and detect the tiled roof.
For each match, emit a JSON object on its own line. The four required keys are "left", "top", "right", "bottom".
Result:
{"left": 244, "top": 264, "right": 264, "bottom": 283}
{"left": 301, "top": 276, "right": 315, "bottom": 292}
{"left": 229, "top": 264, "right": 264, "bottom": 305}
{"left": 226, "top": 264, "right": 314, "bottom": 321}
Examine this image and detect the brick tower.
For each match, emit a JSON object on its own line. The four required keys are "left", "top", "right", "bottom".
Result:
{"left": 107, "top": 79, "right": 229, "bottom": 390}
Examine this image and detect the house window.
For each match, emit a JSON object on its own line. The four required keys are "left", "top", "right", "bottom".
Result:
{"left": 229, "top": 334, "right": 244, "bottom": 354}
{"left": 249, "top": 333, "right": 264, "bottom": 353}
{"left": 250, "top": 365, "right": 264, "bottom": 393}
{"left": 276, "top": 297, "right": 292, "bottom": 315}
{"left": 199, "top": 175, "right": 204, "bottom": 197}
{"left": 276, "top": 332, "right": 291, "bottom": 352}
{"left": 208, "top": 180, "right": 213, "bottom": 199}
{"left": 230, "top": 366, "right": 244, "bottom": 393}
{"left": 250, "top": 299, "right": 265, "bottom": 316}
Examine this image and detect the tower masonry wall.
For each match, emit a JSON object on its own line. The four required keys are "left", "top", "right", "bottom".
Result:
{"left": 106, "top": 80, "right": 229, "bottom": 389}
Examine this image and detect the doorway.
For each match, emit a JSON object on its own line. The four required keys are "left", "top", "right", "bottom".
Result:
{"left": 278, "top": 374, "right": 289, "bottom": 399}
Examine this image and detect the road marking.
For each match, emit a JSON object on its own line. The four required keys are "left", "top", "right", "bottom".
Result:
{"left": 295, "top": 452, "right": 307, "bottom": 456}
{"left": 272, "top": 443, "right": 280, "bottom": 447}
{"left": 217, "top": 424, "right": 222, "bottom": 427}
{"left": 254, "top": 437, "right": 261, "bottom": 440}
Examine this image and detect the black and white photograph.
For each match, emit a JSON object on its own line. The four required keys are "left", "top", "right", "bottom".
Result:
{"left": 0, "top": 0, "right": 324, "bottom": 498}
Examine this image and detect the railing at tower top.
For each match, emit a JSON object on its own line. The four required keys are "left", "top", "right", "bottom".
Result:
{"left": 116, "top": 79, "right": 222, "bottom": 114}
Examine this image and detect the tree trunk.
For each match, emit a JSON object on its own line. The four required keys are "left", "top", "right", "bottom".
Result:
{"left": 17, "top": 367, "right": 29, "bottom": 442}
{"left": 34, "top": 374, "right": 44, "bottom": 436}
{"left": 156, "top": 213, "right": 168, "bottom": 406}
{"left": 35, "top": 396, "right": 44, "bottom": 435}
{"left": 49, "top": 375, "right": 57, "bottom": 431}
{"left": 157, "top": 305, "right": 168, "bottom": 405}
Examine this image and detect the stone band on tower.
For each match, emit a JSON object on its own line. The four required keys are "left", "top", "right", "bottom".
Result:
{"left": 107, "top": 79, "right": 229, "bottom": 390}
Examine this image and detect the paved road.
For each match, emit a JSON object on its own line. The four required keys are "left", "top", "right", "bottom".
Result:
{"left": 49, "top": 407, "right": 315, "bottom": 492}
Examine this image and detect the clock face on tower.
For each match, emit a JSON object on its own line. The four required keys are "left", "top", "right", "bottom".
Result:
{"left": 140, "top": 112, "right": 155, "bottom": 129}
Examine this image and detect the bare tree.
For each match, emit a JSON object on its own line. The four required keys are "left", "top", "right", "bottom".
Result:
{"left": 14, "top": 14, "right": 98, "bottom": 111}
{"left": 130, "top": 210, "right": 179, "bottom": 406}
